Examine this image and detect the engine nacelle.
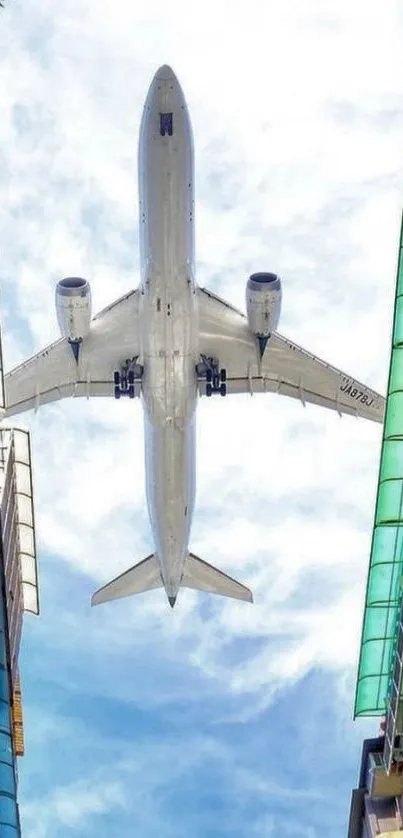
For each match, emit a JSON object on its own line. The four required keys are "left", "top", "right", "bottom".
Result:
{"left": 246, "top": 272, "right": 282, "bottom": 355}
{"left": 56, "top": 277, "right": 92, "bottom": 342}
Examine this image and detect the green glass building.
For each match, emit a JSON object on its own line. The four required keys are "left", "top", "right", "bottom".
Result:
{"left": 355, "top": 213, "right": 403, "bottom": 718}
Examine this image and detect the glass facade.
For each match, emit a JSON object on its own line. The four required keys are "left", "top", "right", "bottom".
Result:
{"left": 355, "top": 214, "right": 403, "bottom": 716}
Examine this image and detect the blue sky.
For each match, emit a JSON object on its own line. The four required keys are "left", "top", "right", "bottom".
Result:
{"left": 1, "top": 0, "right": 402, "bottom": 835}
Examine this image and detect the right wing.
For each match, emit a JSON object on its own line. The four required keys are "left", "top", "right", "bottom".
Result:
{"left": 197, "top": 287, "right": 385, "bottom": 423}
{"left": 5, "top": 289, "right": 141, "bottom": 417}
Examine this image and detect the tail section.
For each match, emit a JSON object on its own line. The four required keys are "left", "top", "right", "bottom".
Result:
{"left": 91, "top": 552, "right": 253, "bottom": 607}
{"left": 91, "top": 553, "right": 163, "bottom": 606}
{"left": 182, "top": 553, "right": 253, "bottom": 603}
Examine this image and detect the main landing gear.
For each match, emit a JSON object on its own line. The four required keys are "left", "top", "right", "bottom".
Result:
{"left": 114, "top": 358, "right": 143, "bottom": 399}
{"left": 196, "top": 356, "right": 227, "bottom": 397}
{"left": 206, "top": 367, "right": 227, "bottom": 397}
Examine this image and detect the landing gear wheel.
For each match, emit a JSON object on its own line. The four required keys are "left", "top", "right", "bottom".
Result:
{"left": 114, "top": 371, "right": 120, "bottom": 386}
{"left": 206, "top": 368, "right": 213, "bottom": 383}
{"left": 220, "top": 383, "right": 226, "bottom": 397}
{"left": 206, "top": 382, "right": 213, "bottom": 397}
{"left": 220, "top": 368, "right": 227, "bottom": 383}
{"left": 114, "top": 386, "right": 121, "bottom": 399}
{"left": 129, "top": 385, "right": 135, "bottom": 399}
{"left": 128, "top": 370, "right": 135, "bottom": 385}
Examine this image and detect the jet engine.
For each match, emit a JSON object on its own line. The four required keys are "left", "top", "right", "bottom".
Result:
{"left": 246, "top": 272, "right": 282, "bottom": 356}
{"left": 56, "top": 277, "right": 92, "bottom": 342}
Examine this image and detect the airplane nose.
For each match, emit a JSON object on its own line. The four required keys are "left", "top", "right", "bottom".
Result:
{"left": 168, "top": 595, "right": 177, "bottom": 608}
{"left": 155, "top": 64, "right": 175, "bottom": 80}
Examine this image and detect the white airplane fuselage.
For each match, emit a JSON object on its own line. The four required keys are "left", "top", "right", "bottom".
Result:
{"left": 138, "top": 66, "right": 197, "bottom": 604}
{"left": 4, "top": 64, "right": 385, "bottom": 610}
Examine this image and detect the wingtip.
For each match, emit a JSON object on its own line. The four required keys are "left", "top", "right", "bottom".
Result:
{"left": 91, "top": 588, "right": 106, "bottom": 607}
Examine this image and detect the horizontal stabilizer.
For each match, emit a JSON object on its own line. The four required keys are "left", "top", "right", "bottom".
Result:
{"left": 91, "top": 553, "right": 163, "bottom": 606}
{"left": 182, "top": 553, "right": 253, "bottom": 603}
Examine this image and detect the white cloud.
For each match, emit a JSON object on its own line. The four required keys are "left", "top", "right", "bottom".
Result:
{"left": 2, "top": 0, "right": 397, "bottom": 698}
{"left": 1, "top": 0, "right": 403, "bottom": 834}
{"left": 20, "top": 701, "right": 334, "bottom": 838}
{"left": 22, "top": 777, "right": 126, "bottom": 838}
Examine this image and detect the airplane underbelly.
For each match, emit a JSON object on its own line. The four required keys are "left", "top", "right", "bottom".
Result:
{"left": 144, "top": 416, "right": 196, "bottom": 580}
{"left": 141, "top": 276, "right": 198, "bottom": 421}
{"left": 141, "top": 287, "right": 197, "bottom": 583}
{"left": 138, "top": 65, "right": 198, "bottom": 588}
{"left": 144, "top": 356, "right": 196, "bottom": 421}
{"left": 138, "top": 69, "right": 195, "bottom": 283}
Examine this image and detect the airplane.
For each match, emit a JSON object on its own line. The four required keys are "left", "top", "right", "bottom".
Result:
{"left": 4, "top": 65, "right": 385, "bottom": 609}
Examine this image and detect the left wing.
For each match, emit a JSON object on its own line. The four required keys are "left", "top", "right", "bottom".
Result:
{"left": 197, "top": 287, "right": 385, "bottom": 422}
{"left": 5, "top": 289, "right": 141, "bottom": 417}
